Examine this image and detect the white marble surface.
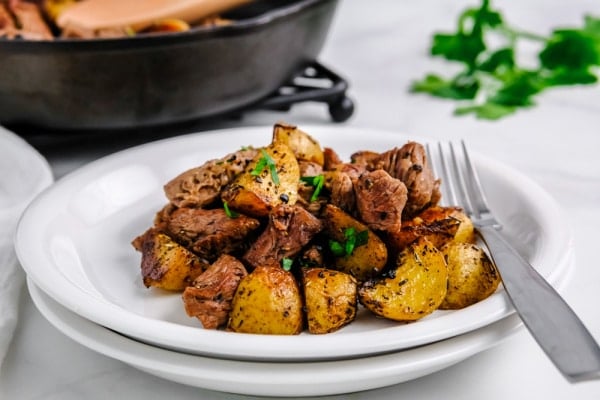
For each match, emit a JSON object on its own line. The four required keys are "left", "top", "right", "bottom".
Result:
{"left": 2, "top": 0, "right": 600, "bottom": 398}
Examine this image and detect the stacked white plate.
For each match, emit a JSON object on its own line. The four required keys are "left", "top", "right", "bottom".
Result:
{"left": 15, "top": 126, "right": 575, "bottom": 397}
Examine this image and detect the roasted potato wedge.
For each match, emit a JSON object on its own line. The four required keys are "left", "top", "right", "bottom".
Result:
{"left": 302, "top": 267, "right": 358, "bottom": 334}
{"left": 322, "top": 204, "right": 388, "bottom": 281}
{"left": 136, "top": 230, "right": 207, "bottom": 291}
{"left": 228, "top": 266, "right": 303, "bottom": 335}
{"left": 272, "top": 122, "right": 324, "bottom": 166}
{"left": 359, "top": 237, "right": 447, "bottom": 321}
{"left": 386, "top": 206, "right": 474, "bottom": 254}
{"left": 450, "top": 208, "right": 475, "bottom": 244}
{"left": 439, "top": 242, "right": 501, "bottom": 309}
{"left": 221, "top": 142, "right": 300, "bottom": 217}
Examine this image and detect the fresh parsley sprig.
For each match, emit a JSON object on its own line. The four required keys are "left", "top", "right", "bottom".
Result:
{"left": 329, "top": 227, "right": 369, "bottom": 258}
{"left": 223, "top": 201, "right": 239, "bottom": 219}
{"left": 251, "top": 149, "right": 280, "bottom": 185}
{"left": 300, "top": 174, "right": 325, "bottom": 202}
{"left": 281, "top": 257, "right": 294, "bottom": 271}
{"left": 411, "top": 0, "right": 600, "bottom": 119}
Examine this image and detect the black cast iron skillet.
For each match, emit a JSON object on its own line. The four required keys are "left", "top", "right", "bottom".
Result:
{"left": 0, "top": 0, "right": 339, "bottom": 130}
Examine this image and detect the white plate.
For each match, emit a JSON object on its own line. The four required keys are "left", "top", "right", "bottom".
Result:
{"left": 28, "top": 278, "right": 527, "bottom": 397}
{"left": 15, "top": 126, "right": 574, "bottom": 361}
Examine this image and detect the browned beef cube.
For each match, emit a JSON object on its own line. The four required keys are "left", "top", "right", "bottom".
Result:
{"left": 243, "top": 205, "right": 323, "bottom": 269}
{"left": 354, "top": 170, "right": 407, "bottom": 232}
{"left": 182, "top": 254, "right": 247, "bottom": 329}
{"left": 165, "top": 207, "right": 260, "bottom": 262}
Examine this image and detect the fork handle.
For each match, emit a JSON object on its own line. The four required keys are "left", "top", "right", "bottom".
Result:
{"left": 478, "top": 225, "right": 600, "bottom": 383}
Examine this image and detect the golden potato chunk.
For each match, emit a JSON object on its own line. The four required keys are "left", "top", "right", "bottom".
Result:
{"left": 272, "top": 122, "right": 324, "bottom": 166}
{"left": 322, "top": 204, "right": 388, "bottom": 282}
{"left": 439, "top": 242, "right": 501, "bottom": 309}
{"left": 359, "top": 237, "right": 447, "bottom": 321}
{"left": 228, "top": 266, "right": 303, "bottom": 335}
{"left": 302, "top": 267, "right": 358, "bottom": 334}
{"left": 450, "top": 208, "right": 476, "bottom": 244}
{"left": 136, "top": 230, "right": 207, "bottom": 291}
{"left": 221, "top": 142, "right": 300, "bottom": 217}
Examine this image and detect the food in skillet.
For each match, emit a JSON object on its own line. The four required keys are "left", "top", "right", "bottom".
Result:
{"left": 0, "top": 0, "right": 53, "bottom": 40}
{"left": 0, "top": 0, "right": 242, "bottom": 40}
{"left": 132, "top": 123, "right": 501, "bottom": 335}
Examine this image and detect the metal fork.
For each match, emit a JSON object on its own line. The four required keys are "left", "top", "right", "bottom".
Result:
{"left": 429, "top": 140, "right": 600, "bottom": 383}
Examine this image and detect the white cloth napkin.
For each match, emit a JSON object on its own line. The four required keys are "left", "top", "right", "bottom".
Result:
{"left": 0, "top": 126, "right": 53, "bottom": 368}
{"left": 0, "top": 212, "right": 26, "bottom": 367}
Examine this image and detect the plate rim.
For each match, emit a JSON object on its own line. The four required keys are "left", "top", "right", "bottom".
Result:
{"left": 27, "top": 277, "right": 527, "bottom": 397}
{"left": 15, "top": 125, "right": 573, "bottom": 361}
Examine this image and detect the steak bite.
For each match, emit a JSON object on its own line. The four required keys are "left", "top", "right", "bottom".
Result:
{"left": 369, "top": 142, "right": 441, "bottom": 218}
{"left": 298, "top": 244, "right": 325, "bottom": 268}
{"left": 323, "top": 147, "right": 343, "bottom": 171}
{"left": 165, "top": 207, "right": 260, "bottom": 263}
{"left": 327, "top": 170, "right": 355, "bottom": 213}
{"left": 182, "top": 254, "right": 248, "bottom": 329}
{"left": 325, "top": 163, "right": 365, "bottom": 214}
{"left": 298, "top": 160, "right": 323, "bottom": 177}
{"left": 354, "top": 170, "right": 407, "bottom": 232}
{"left": 243, "top": 205, "right": 323, "bottom": 269}
{"left": 164, "top": 147, "right": 257, "bottom": 208}
{"left": 350, "top": 150, "right": 380, "bottom": 167}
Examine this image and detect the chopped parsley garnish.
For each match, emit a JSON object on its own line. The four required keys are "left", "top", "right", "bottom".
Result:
{"left": 300, "top": 174, "right": 325, "bottom": 202}
{"left": 411, "top": 0, "right": 600, "bottom": 119}
{"left": 251, "top": 149, "right": 280, "bottom": 185}
{"left": 329, "top": 227, "right": 369, "bottom": 257}
{"left": 223, "top": 201, "right": 239, "bottom": 219}
{"left": 281, "top": 257, "right": 294, "bottom": 271}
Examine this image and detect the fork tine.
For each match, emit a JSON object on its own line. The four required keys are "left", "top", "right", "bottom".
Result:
{"left": 426, "top": 143, "right": 451, "bottom": 206}
{"left": 436, "top": 142, "right": 458, "bottom": 207}
{"left": 459, "top": 140, "right": 491, "bottom": 218}
{"left": 447, "top": 141, "right": 475, "bottom": 216}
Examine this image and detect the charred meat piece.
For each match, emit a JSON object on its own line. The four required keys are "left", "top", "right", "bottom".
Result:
{"left": 182, "top": 254, "right": 247, "bottom": 329}
{"left": 165, "top": 207, "right": 260, "bottom": 262}
{"left": 298, "top": 244, "right": 325, "bottom": 268}
{"left": 369, "top": 142, "right": 441, "bottom": 218}
{"left": 298, "top": 160, "right": 323, "bottom": 177}
{"left": 385, "top": 206, "right": 463, "bottom": 256}
{"left": 243, "top": 204, "right": 323, "bottom": 269}
{"left": 151, "top": 203, "right": 177, "bottom": 232}
{"left": 164, "top": 147, "right": 257, "bottom": 208}
{"left": 354, "top": 170, "right": 407, "bottom": 232}
{"left": 324, "top": 163, "right": 365, "bottom": 214}
{"left": 350, "top": 150, "right": 380, "bottom": 167}
{"left": 323, "top": 147, "right": 343, "bottom": 171}
{"left": 296, "top": 184, "right": 327, "bottom": 216}
{"left": 326, "top": 170, "right": 355, "bottom": 214}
